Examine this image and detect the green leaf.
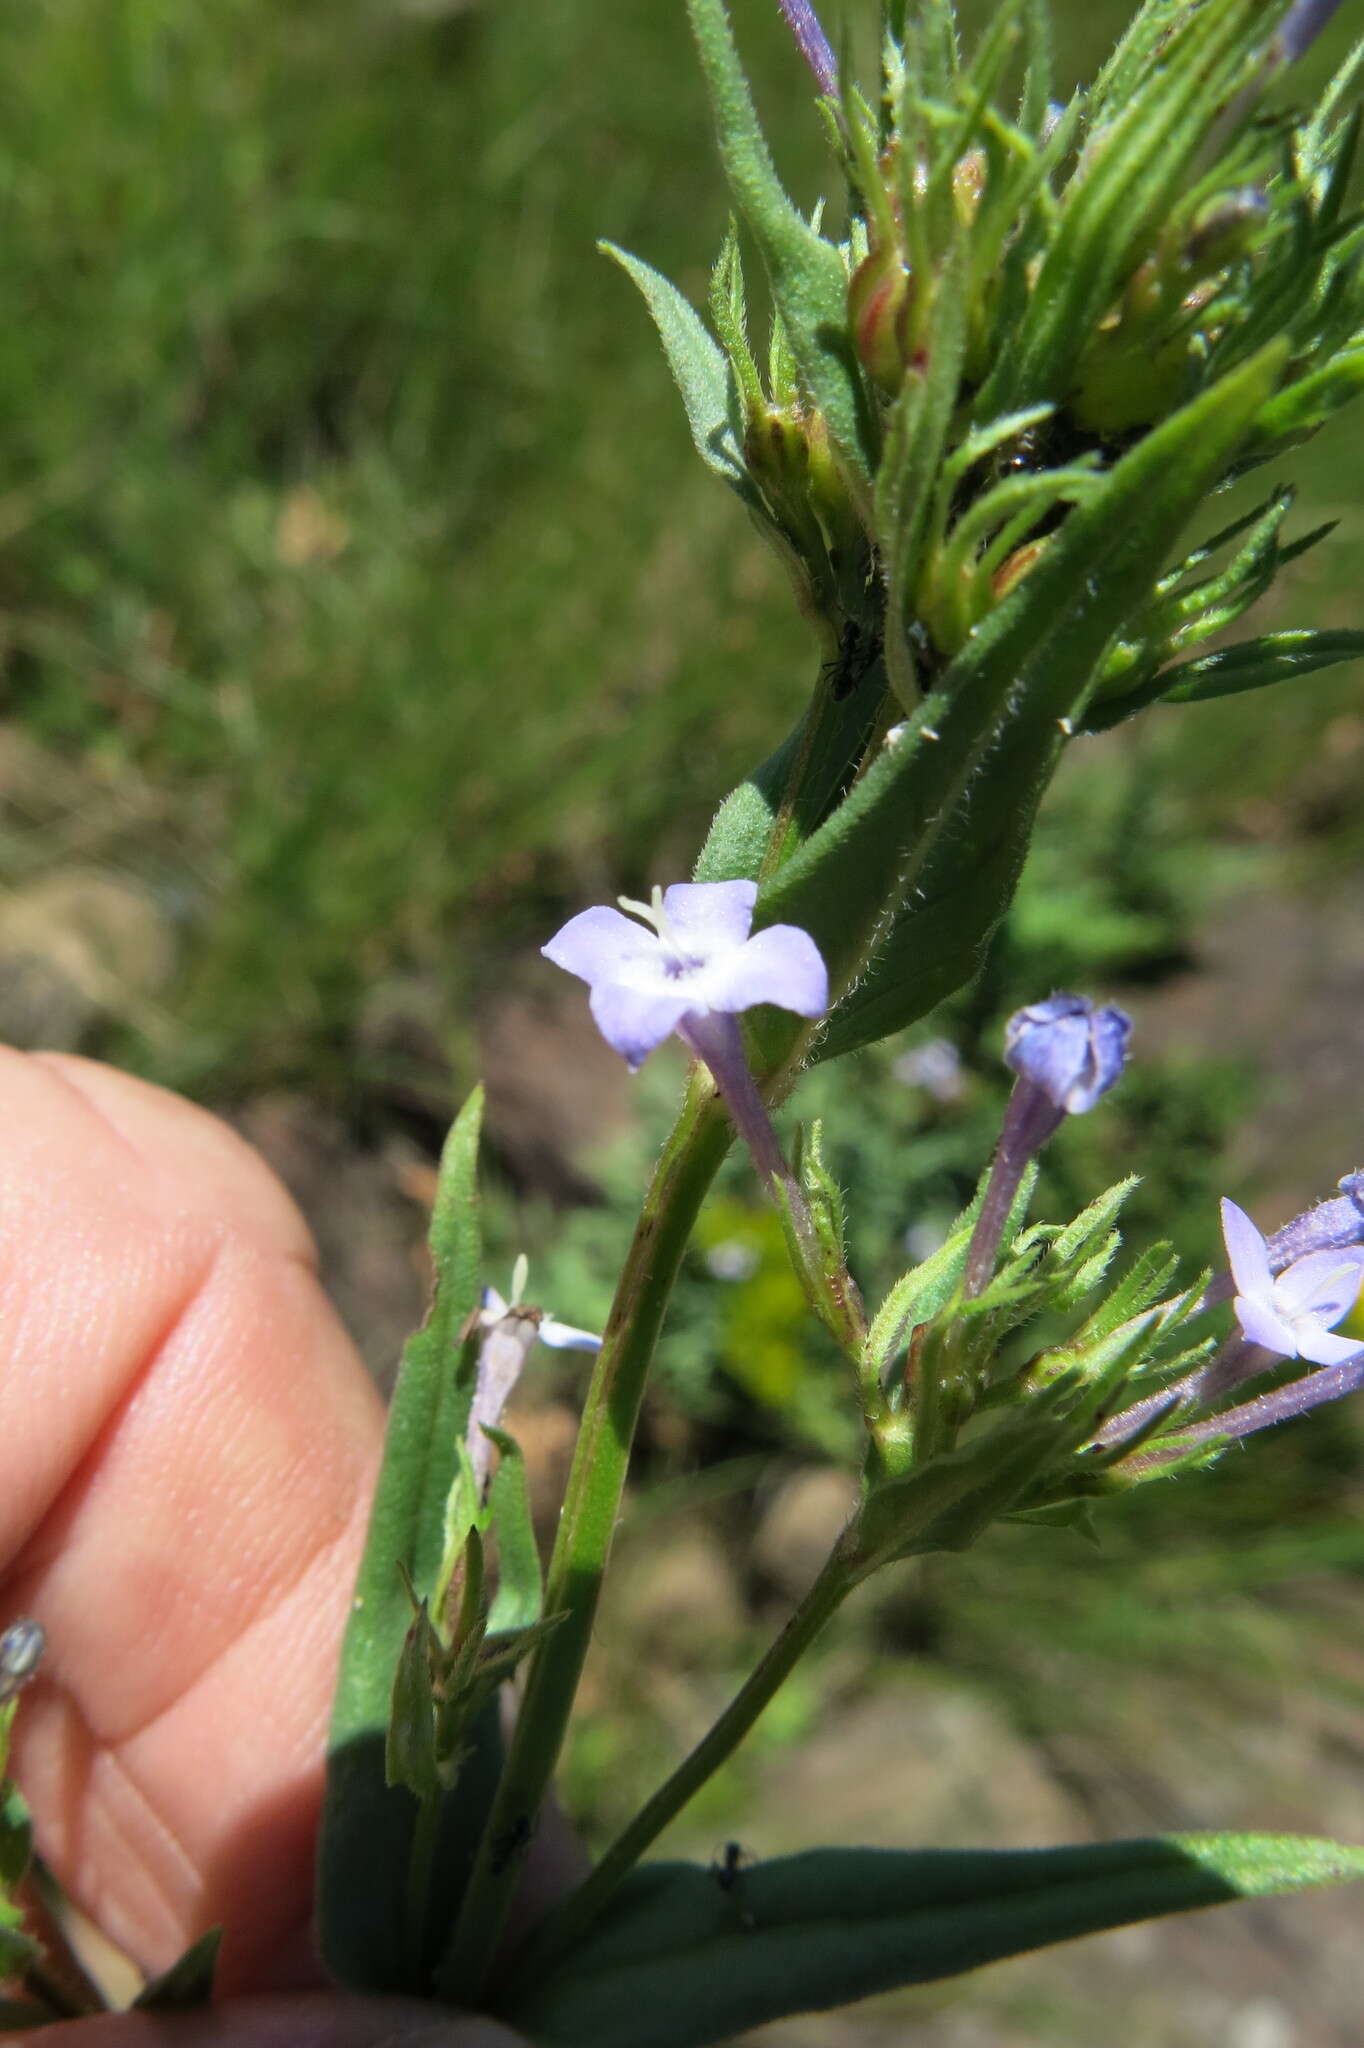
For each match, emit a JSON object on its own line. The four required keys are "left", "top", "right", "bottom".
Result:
{"left": 386, "top": 1597, "right": 443, "bottom": 1803}
{"left": 0, "top": 1999, "right": 51, "bottom": 2031}
{"left": 506, "top": 1834, "right": 1364, "bottom": 2048}
{"left": 1158, "top": 629, "right": 1364, "bottom": 706}
{"left": 982, "top": 0, "right": 1274, "bottom": 412}
{"left": 686, "top": 0, "right": 875, "bottom": 488}
{"left": 600, "top": 243, "right": 757, "bottom": 505}
{"left": 754, "top": 345, "right": 1284, "bottom": 1070}
{"left": 132, "top": 1929, "right": 222, "bottom": 2012}
{"left": 811, "top": 718, "right": 1052, "bottom": 1062}
{"left": 878, "top": 238, "right": 972, "bottom": 700}
{"left": 484, "top": 1427, "right": 544, "bottom": 1636}
{"left": 865, "top": 1165, "right": 1037, "bottom": 1376}
{"left": 319, "top": 1087, "right": 491, "bottom": 1993}
{"left": 0, "top": 1763, "right": 31, "bottom": 1894}
{"left": 1088, "top": 628, "right": 1364, "bottom": 728}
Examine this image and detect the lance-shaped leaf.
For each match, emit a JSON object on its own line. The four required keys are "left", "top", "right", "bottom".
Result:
{"left": 812, "top": 719, "right": 1053, "bottom": 1062}
{"left": 600, "top": 243, "right": 758, "bottom": 506}
{"left": 981, "top": 0, "right": 1280, "bottom": 413}
{"left": 484, "top": 1425, "right": 544, "bottom": 1637}
{"left": 318, "top": 1088, "right": 491, "bottom": 1993}
{"left": 757, "top": 347, "right": 1284, "bottom": 1071}
{"left": 687, "top": 0, "right": 875, "bottom": 488}
{"left": 503, "top": 1835, "right": 1364, "bottom": 2048}
{"left": 1086, "top": 628, "right": 1364, "bottom": 729}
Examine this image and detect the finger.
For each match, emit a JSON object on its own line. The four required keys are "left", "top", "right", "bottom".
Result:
{"left": 17, "top": 1994, "right": 529, "bottom": 2047}
{"left": 0, "top": 1051, "right": 385, "bottom": 1994}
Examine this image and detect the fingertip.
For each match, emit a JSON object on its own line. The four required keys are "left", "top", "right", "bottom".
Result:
{"left": 27, "top": 1053, "right": 318, "bottom": 1270}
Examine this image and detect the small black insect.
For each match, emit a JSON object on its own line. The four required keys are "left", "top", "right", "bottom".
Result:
{"left": 711, "top": 1841, "right": 757, "bottom": 1927}
{"left": 711, "top": 1840, "right": 750, "bottom": 1891}
{"left": 821, "top": 619, "right": 883, "bottom": 701}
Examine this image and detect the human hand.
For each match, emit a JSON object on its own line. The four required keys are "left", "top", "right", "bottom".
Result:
{"left": 0, "top": 1052, "right": 534, "bottom": 2044}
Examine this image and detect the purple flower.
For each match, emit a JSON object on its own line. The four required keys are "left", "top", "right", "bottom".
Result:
{"left": 1004, "top": 993, "right": 1132, "bottom": 1115}
{"left": 1277, "top": 0, "right": 1349, "bottom": 63}
{"left": 1221, "top": 1197, "right": 1364, "bottom": 1367}
{"left": 542, "top": 880, "right": 828, "bottom": 1072}
{"left": 961, "top": 993, "right": 1131, "bottom": 1299}
{"left": 776, "top": 0, "right": 839, "bottom": 98}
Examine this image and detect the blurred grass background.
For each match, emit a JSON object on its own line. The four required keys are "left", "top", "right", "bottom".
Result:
{"left": 4, "top": 1, "right": 1364, "bottom": 2038}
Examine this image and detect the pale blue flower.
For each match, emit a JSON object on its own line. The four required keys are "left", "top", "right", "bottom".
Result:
{"left": 543, "top": 880, "right": 828, "bottom": 1073}
{"left": 1221, "top": 1197, "right": 1364, "bottom": 1367}
{"left": 480, "top": 1254, "right": 601, "bottom": 1354}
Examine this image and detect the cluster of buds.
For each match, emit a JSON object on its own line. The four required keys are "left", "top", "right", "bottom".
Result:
{"left": 648, "top": 0, "right": 1364, "bottom": 699}
{"left": 545, "top": 880, "right": 1364, "bottom": 1541}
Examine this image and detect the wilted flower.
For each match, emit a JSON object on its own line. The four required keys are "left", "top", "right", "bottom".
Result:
{"left": 466, "top": 1259, "right": 601, "bottom": 1501}
{"left": 1221, "top": 1198, "right": 1364, "bottom": 1367}
{"left": 542, "top": 880, "right": 827, "bottom": 1073}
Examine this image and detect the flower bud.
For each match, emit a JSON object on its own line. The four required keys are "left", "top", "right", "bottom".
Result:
{"left": 1185, "top": 189, "right": 1269, "bottom": 276}
{"left": 848, "top": 237, "right": 913, "bottom": 396}
{"left": 991, "top": 536, "right": 1051, "bottom": 602}
{"left": 1004, "top": 993, "right": 1131, "bottom": 1116}
{"left": 962, "top": 995, "right": 1131, "bottom": 1299}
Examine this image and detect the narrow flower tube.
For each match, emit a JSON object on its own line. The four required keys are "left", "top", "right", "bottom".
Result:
{"left": 1277, "top": 0, "right": 1350, "bottom": 63}
{"left": 961, "top": 995, "right": 1131, "bottom": 1298}
{"left": 775, "top": 0, "right": 839, "bottom": 97}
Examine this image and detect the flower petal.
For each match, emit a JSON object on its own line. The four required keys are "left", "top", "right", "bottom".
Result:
{"left": 698, "top": 924, "right": 829, "bottom": 1019}
{"left": 1220, "top": 1197, "right": 1274, "bottom": 1299}
{"left": 661, "top": 880, "right": 758, "bottom": 953}
{"left": 1232, "top": 1290, "right": 1298, "bottom": 1359}
{"left": 1274, "top": 1247, "right": 1364, "bottom": 1326}
{"left": 542, "top": 905, "right": 659, "bottom": 985}
{"left": 588, "top": 980, "right": 691, "bottom": 1070}
{"left": 539, "top": 1315, "right": 603, "bottom": 1353}
{"left": 1294, "top": 1325, "right": 1364, "bottom": 1369}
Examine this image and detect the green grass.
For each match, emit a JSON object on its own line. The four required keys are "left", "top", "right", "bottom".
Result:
{"left": 2, "top": 0, "right": 1358, "bottom": 1091}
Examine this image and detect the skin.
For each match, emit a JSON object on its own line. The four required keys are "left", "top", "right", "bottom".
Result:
{"left": 0, "top": 1050, "right": 537, "bottom": 2045}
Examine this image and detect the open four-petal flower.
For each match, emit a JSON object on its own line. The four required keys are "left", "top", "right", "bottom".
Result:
{"left": 1221, "top": 1197, "right": 1364, "bottom": 1366}
{"left": 542, "top": 879, "right": 828, "bottom": 1072}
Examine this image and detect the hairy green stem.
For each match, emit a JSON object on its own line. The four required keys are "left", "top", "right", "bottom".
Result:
{"left": 438, "top": 1069, "right": 733, "bottom": 2000}
{"left": 507, "top": 1537, "right": 859, "bottom": 1983}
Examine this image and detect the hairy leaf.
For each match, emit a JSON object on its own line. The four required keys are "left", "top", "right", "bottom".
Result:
{"left": 687, "top": 0, "right": 875, "bottom": 487}
{"left": 601, "top": 243, "right": 757, "bottom": 505}
{"left": 319, "top": 1089, "right": 491, "bottom": 1992}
